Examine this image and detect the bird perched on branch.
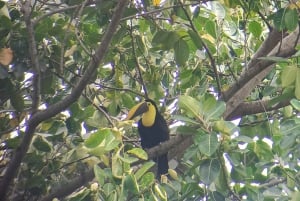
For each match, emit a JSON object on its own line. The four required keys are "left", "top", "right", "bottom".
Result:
{"left": 126, "top": 99, "right": 169, "bottom": 178}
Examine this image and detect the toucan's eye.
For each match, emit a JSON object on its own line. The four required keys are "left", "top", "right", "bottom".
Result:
{"left": 147, "top": 102, "right": 151, "bottom": 106}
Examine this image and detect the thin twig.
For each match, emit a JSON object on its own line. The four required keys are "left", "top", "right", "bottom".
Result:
{"left": 23, "top": 1, "right": 41, "bottom": 113}
{"left": 129, "top": 21, "right": 148, "bottom": 99}
{"left": 179, "top": 1, "right": 222, "bottom": 97}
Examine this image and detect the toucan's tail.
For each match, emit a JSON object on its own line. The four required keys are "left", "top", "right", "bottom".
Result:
{"left": 157, "top": 153, "right": 169, "bottom": 178}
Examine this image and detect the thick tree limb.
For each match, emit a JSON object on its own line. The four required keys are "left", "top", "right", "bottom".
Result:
{"left": 223, "top": 27, "right": 300, "bottom": 119}
{"left": 226, "top": 99, "right": 291, "bottom": 120}
{"left": 0, "top": 1, "right": 128, "bottom": 200}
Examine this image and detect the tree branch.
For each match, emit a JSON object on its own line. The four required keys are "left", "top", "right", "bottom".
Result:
{"left": 0, "top": 1, "right": 128, "bottom": 199}
{"left": 226, "top": 99, "right": 291, "bottom": 120}
{"left": 223, "top": 26, "right": 300, "bottom": 119}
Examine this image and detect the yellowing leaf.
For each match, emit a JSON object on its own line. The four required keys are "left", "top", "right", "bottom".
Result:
{"left": 64, "top": 45, "right": 77, "bottom": 57}
{"left": 153, "top": 0, "right": 160, "bottom": 6}
{"left": 0, "top": 48, "right": 13, "bottom": 65}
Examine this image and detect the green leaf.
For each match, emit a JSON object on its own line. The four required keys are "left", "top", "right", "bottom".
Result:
{"left": 199, "top": 159, "right": 221, "bottom": 185}
{"left": 94, "top": 165, "right": 105, "bottom": 186}
{"left": 178, "top": 95, "right": 201, "bottom": 118}
{"left": 127, "top": 148, "right": 148, "bottom": 160}
{"left": 172, "top": 115, "right": 199, "bottom": 125}
{"left": 273, "top": 8, "right": 285, "bottom": 31}
{"left": 213, "top": 120, "right": 239, "bottom": 135}
{"left": 174, "top": 38, "right": 189, "bottom": 66}
{"left": 84, "top": 129, "right": 111, "bottom": 148}
{"left": 122, "top": 174, "right": 139, "bottom": 197}
{"left": 139, "top": 172, "right": 155, "bottom": 189}
{"left": 290, "top": 98, "right": 300, "bottom": 111}
{"left": 284, "top": 8, "right": 298, "bottom": 31}
{"left": 295, "top": 68, "right": 300, "bottom": 99}
{"left": 202, "top": 97, "right": 226, "bottom": 120}
{"left": 33, "top": 136, "right": 51, "bottom": 152}
{"left": 281, "top": 65, "right": 297, "bottom": 87}
{"left": 197, "top": 132, "right": 219, "bottom": 156}
{"left": 188, "top": 30, "right": 203, "bottom": 49}
{"left": 248, "top": 21, "right": 262, "bottom": 38}
{"left": 248, "top": 140, "right": 273, "bottom": 161}
{"left": 112, "top": 154, "right": 123, "bottom": 178}
{"left": 10, "top": 91, "right": 24, "bottom": 112}
{"left": 135, "top": 161, "right": 155, "bottom": 180}
{"left": 205, "top": 20, "right": 217, "bottom": 39}
{"left": 152, "top": 30, "right": 179, "bottom": 50}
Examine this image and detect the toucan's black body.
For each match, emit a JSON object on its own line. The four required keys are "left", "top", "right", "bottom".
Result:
{"left": 126, "top": 99, "right": 169, "bottom": 177}
{"left": 137, "top": 101, "right": 169, "bottom": 177}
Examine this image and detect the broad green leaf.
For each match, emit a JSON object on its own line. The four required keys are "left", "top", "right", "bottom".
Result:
{"left": 199, "top": 159, "right": 221, "bottom": 185}
{"left": 119, "top": 154, "right": 139, "bottom": 164}
{"left": 248, "top": 140, "right": 273, "bottom": 161}
{"left": 280, "top": 119, "right": 300, "bottom": 136}
{"left": 139, "top": 172, "right": 155, "bottom": 189}
{"left": 284, "top": 8, "right": 298, "bottom": 31}
{"left": 178, "top": 95, "right": 201, "bottom": 119}
{"left": 197, "top": 132, "right": 219, "bottom": 156}
{"left": 152, "top": 30, "right": 179, "bottom": 50}
{"left": 84, "top": 129, "right": 111, "bottom": 148}
{"left": 281, "top": 65, "right": 297, "bottom": 87}
{"left": 290, "top": 98, "right": 300, "bottom": 111}
{"left": 174, "top": 38, "right": 189, "bottom": 66}
{"left": 188, "top": 30, "right": 203, "bottom": 49}
{"left": 282, "top": 105, "right": 293, "bottom": 118}
{"left": 112, "top": 154, "right": 123, "bottom": 178}
{"left": 122, "top": 174, "right": 139, "bottom": 197}
{"left": 10, "top": 91, "right": 24, "bottom": 112}
{"left": 135, "top": 161, "right": 155, "bottom": 180}
{"left": 175, "top": 125, "right": 198, "bottom": 135}
{"left": 205, "top": 20, "right": 217, "bottom": 39}
{"left": 213, "top": 120, "right": 239, "bottom": 135}
{"left": 172, "top": 115, "right": 199, "bottom": 125}
{"left": 33, "top": 136, "right": 51, "bottom": 152}
{"left": 94, "top": 165, "right": 105, "bottom": 186}
{"left": 127, "top": 148, "right": 148, "bottom": 160}
{"left": 295, "top": 68, "right": 300, "bottom": 99}
{"left": 280, "top": 133, "right": 296, "bottom": 149}
{"left": 202, "top": 98, "right": 226, "bottom": 120}
{"left": 248, "top": 21, "right": 262, "bottom": 38}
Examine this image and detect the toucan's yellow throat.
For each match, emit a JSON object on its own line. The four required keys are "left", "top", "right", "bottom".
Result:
{"left": 126, "top": 100, "right": 157, "bottom": 127}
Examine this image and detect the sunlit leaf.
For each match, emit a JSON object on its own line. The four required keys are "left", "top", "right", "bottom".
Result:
{"left": 135, "top": 161, "right": 155, "bottom": 180}
{"left": 178, "top": 95, "right": 201, "bottom": 118}
{"left": 281, "top": 65, "right": 297, "bottom": 87}
{"left": 197, "top": 132, "right": 219, "bottom": 156}
{"left": 127, "top": 147, "right": 148, "bottom": 160}
{"left": 248, "top": 21, "right": 262, "bottom": 38}
{"left": 290, "top": 98, "right": 300, "bottom": 111}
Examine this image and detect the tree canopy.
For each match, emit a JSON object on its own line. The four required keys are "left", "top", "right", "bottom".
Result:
{"left": 1, "top": 0, "right": 300, "bottom": 200}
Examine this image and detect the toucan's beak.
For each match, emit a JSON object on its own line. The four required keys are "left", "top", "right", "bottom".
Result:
{"left": 126, "top": 102, "right": 149, "bottom": 120}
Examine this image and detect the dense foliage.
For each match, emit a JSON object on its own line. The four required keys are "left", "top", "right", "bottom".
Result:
{"left": 1, "top": 0, "right": 300, "bottom": 200}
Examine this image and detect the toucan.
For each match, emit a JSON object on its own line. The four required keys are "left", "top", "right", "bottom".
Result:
{"left": 126, "top": 99, "right": 169, "bottom": 178}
